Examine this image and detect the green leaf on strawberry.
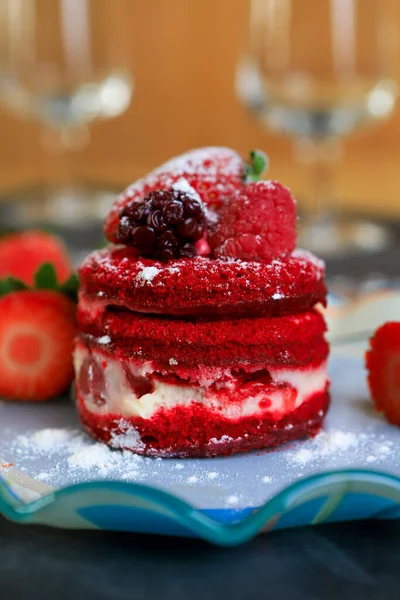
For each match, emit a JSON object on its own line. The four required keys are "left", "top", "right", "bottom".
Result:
{"left": 35, "top": 262, "right": 58, "bottom": 289}
{"left": 0, "top": 262, "right": 79, "bottom": 302}
{"left": 244, "top": 150, "right": 269, "bottom": 183}
{"left": 0, "top": 276, "right": 28, "bottom": 297}
{"left": 59, "top": 272, "right": 80, "bottom": 301}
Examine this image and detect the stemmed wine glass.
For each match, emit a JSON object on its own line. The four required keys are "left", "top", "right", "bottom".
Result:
{"left": 0, "top": 0, "right": 134, "bottom": 230}
{"left": 236, "top": 0, "right": 398, "bottom": 255}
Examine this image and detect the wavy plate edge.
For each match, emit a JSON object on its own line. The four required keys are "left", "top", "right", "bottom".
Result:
{"left": 2, "top": 470, "right": 400, "bottom": 545}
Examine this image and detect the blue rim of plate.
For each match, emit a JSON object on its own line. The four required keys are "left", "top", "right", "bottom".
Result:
{"left": 2, "top": 469, "right": 400, "bottom": 545}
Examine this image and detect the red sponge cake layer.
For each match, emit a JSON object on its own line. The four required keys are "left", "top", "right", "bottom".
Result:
{"left": 78, "top": 309, "right": 328, "bottom": 371}
{"left": 78, "top": 247, "right": 327, "bottom": 319}
{"left": 77, "top": 388, "right": 329, "bottom": 458}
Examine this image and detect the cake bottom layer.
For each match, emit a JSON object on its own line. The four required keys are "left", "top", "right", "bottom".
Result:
{"left": 76, "top": 389, "right": 330, "bottom": 458}
{"left": 74, "top": 336, "right": 329, "bottom": 457}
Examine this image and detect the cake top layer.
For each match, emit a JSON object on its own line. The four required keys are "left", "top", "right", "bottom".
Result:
{"left": 83, "top": 147, "right": 328, "bottom": 319}
{"left": 78, "top": 246, "right": 326, "bottom": 318}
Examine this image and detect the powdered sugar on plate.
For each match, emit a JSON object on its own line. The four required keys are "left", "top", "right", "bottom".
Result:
{"left": 20, "top": 428, "right": 75, "bottom": 453}
{"left": 3, "top": 423, "right": 276, "bottom": 508}
{"left": 286, "top": 429, "right": 394, "bottom": 467}
{"left": 225, "top": 495, "right": 240, "bottom": 506}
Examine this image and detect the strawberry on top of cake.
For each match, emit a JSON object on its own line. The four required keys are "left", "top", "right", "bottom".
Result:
{"left": 74, "top": 147, "right": 329, "bottom": 458}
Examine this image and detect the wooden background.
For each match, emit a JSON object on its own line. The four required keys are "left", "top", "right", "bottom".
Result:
{"left": 1, "top": 0, "right": 400, "bottom": 217}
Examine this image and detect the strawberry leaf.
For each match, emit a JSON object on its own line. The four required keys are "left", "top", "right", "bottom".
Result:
{"left": 244, "top": 150, "right": 269, "bottom": 183}
{"left": 35, "top": 262, "right": 58, "bottom": 290}
{"left": 0, "top": 276, "right": 28, "bottom": 298}
{"left": 59, "top": 272, "right": 79, "bottom": 302}
{"left": 35, "top": 263, "right": 79, "bottom": 301}
{"left": 0, "top": 263, "right": 79, "bottom": 302}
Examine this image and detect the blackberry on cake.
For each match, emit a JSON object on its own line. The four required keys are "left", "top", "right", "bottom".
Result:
{"left": 116, "top": 188, "right": 207, "bottom": 261}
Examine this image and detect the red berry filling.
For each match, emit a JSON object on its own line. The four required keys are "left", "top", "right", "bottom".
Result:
{"left": 123, "top": 363, "right": 154, "bottom": 398}
{"left": 78, "top": 356, "right": 106, "bottom": 407}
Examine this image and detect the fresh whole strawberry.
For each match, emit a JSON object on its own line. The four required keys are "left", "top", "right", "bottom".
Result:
{"left": 209, "top": 180, "right": 296, "bottom": 262}
{"left": 0, "top": 261, "right": 79, "bottom": 402}
{"left": 104, "top": 147, "right": 267, "bottom": 243}
{"left": 0, "top": 290, "right": 77, "bottom": 401}
{"left": 0, "top": 230, "right": 73, "bottom": 285}
{"left": 366, "top": 322, "right": 400, "bottom": 425}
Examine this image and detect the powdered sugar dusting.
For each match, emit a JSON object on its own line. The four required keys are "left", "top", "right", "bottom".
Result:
{"left": 7, "top": 427, "right": 249, "bottom": 505}
{"left": 263, "top": 180, "right": 278, "bottom": 190}
{"left": 204, "top": 206, "right": 219, "bottom": 225}
{"left": 166, "top": 265, "right": 181, "bottom": 275}
{"left": 225, "top": 494, "right": 240, "bottom": 505}
{"left": 286, "top": 429, "right": 394, "bottom": 466}
{"left": 151, "top": 147, "right": 243, "bottom": 179}
{"left": 171, "top": 177, "right": 201, "bottom": 201}
{"left": 115, "top": 147, "right": 243, "bottom": 207}
{"left": 292, "top": 248, "right": 325, "bottom": 271}
{"left": 261, "top": 475, "right": 272, "bottom": 484}
{"left": 24, "top": 429, "right": 76, "bottom": 453}
{"left": 136, "top": 265, "right": 161, "bottom": 284}
{"left": 110, "top": 420, "right": 145, "bottom": 451}
{"left": 95, "top": 335, "right": 111, "bottom": 345}
{"left": 209, "top": 435, "right": 235, "bottom": 445}
{"left": 68, "top": 444, "right": 120, "bottom": 476}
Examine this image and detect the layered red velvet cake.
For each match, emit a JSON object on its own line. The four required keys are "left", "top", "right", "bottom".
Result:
{"left": 74, "top": 147, "right": 330, "bottom": 457}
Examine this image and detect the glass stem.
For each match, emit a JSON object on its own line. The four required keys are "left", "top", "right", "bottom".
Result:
{"left": 294, "top": 136, "right": 342, "bottom": 252}
{"left": 294, "top": 136, "right": 342, "bottom": 224}
{"left": 41, "top": 123, "right": 89, "bottom": 190}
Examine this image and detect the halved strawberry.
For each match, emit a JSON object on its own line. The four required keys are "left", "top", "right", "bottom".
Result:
{"left": 366, "top": 322, "right": 400, "bottom": 425}
{"left": 104, "top": 147, "right": 267, "bottom": 242}
{"left": 0, "top": 290, "right": 77, "bottom": 401}
{"left": 0, "top": 231, "right": 73, "bottom": 285}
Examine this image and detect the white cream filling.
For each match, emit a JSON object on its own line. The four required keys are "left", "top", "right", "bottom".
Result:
{"left": 74, "top": 347, "right": 328, "bottom": 421}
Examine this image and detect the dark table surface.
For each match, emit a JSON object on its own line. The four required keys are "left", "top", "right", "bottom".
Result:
{"left": 1, "top": 209, "right": 400, "bottom": 599}
{"left": 1, "top": 516, "right": 400, "bottom": 600}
